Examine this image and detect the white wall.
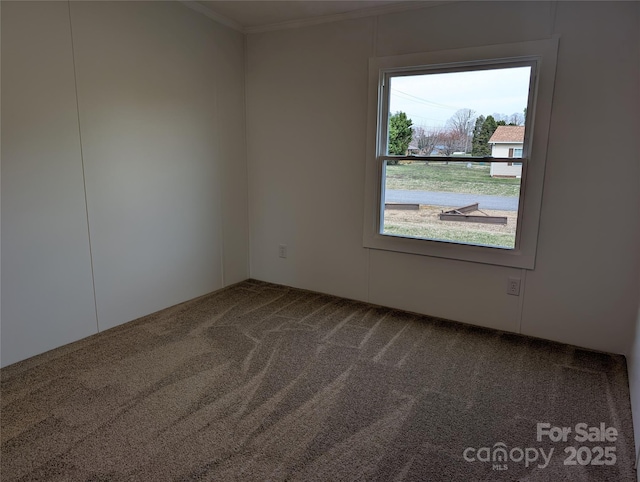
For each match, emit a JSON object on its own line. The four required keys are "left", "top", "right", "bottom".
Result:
{"left": 490, "top": 144, "right": 523, "bottom": 158}
{"left": 490, "top": 142, "right": 522, "bottom": 177}
{"left": 69, "top": 1, "right": 247, "bottom": 330}
{"left": 521, "top": 1, "right": 639, "bottom": 354}
{"left": 1, "top": 1, "right": 98, "bottom": 365}
{"left": 490, "top": 163, "right": 522, "bottom": 178}
{"left": 246, "top": 19, "right": 373, "bottom": 302}
{"left": 489, "top": 142, "right": 523, "bottom": 178}
{"left": 1, "top": 1, "right": 248, "bottom": 366}
{"left": 246, "top": 1, "right": 640, "bottom": 354}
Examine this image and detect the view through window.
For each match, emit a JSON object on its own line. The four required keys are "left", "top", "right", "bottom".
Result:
{"left": 381, "top": 65, "right": 532, "bottom": 249}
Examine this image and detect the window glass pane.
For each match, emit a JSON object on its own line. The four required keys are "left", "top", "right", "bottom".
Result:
{"left": 387, "top": 66, "right": 531, "bottom": 158}
{"left": 364, "top": 39, "right": 557, "bottom": 267}
{"left": 382, "top": 160, "right": 521, "bottom": 249}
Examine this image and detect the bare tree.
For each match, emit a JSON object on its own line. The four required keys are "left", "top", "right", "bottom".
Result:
{"left": 493, "top": 112, "right": 525, "bottom": 126}
{"left": 438, "top": 130, "right": 465, "bottom": 157}
{"left": 412, "top": 126, "right": 443, "bottom": 156}
{"left": 446, "top": 108, "right": 476, "bottom": 153}
{"left": 492, "top": 113, "right": 508, "bottom": 124}
{"left": 508, "top": 112, "right": 525, "bottom": 126}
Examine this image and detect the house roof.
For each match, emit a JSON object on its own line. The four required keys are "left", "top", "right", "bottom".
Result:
{"left": 488, "top": 126, "right": 525, "bottom": 144}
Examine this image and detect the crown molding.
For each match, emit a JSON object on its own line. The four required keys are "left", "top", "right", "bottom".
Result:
{"left": 181, "top": 1, "right": 453, "bottom": 35}
{"left": 179, "top": 1, "right": 244, "bottom": 33}
{"left": 244, "top": 1, "right": 450, "bottom": 34}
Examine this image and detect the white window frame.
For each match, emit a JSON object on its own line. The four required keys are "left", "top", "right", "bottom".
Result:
{"left": 363, "top": 38, "right": 558, "bottom": 269}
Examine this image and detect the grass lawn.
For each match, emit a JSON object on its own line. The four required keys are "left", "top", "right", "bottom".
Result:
{"left": 385, "top": 161, "right": 520, "bottom": 197}
{"left": 383, "top": 206, "right": 517, "bottom": 249}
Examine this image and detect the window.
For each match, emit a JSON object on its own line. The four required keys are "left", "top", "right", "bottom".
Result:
{"left": 382, "top": 64, "right": 531, "bottom": 250}
{"left": 363, "top": 39, "right": 559, "bottom": 269}
{"left": 512, "top": 148, "right": 523, "bottom": 167}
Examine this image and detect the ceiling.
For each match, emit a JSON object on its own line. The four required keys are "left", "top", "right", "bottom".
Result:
{"left": 187, "top": 1, "right": 438, "bottom": 33}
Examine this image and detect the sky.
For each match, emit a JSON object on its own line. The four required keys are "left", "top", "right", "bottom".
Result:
{"left": 388, "top": 66, "right": 532, "bottom": 129}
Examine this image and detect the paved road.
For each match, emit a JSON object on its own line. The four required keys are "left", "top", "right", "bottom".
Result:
{"left": 385, "top": 189, "right": 519, "bottom": 211}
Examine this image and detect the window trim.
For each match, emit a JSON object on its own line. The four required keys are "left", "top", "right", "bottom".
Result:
{"left": 363, "top": 38, "right": 559, "bottom": 269}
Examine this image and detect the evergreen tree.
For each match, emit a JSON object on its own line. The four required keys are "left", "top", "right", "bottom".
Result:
{"left": 388, "top": 112, "right": 413, "bottom": 164}
{"left": 471, "top": 115, "right": 486, "bottom": 156}
{"left": 471, "top": 115, "right": 498, "bottom": 156}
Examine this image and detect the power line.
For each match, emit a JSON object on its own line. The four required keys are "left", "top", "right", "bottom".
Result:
{"left": 391, "top": 88, "right": 461, "bottom": 111}
{"left": 400, "top": 112, "right": 447, "bottom": 124}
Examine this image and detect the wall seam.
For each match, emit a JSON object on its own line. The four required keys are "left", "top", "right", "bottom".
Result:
{"left": 517, "top": 268, "right": 527, "bottom": 333}
{"left": 244, "top": 33, "right": 253, "bottom": 280}
{"left": 67, "top": 0, "right": 100, "bottom": 333}
{"left": 365, "top": 15, "right": 378, "bottom": 303}
{"left": 372, "top": 15, "right": 378, "bottom": 57}
{"left": 215, "top": 40, "right": 225, "bottom": 288}
{"left": 549, "top": 1, "right": 558, "bottom": 37}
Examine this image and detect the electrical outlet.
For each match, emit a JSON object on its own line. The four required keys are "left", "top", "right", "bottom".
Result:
{"left": 278, "top": 244, "right": 287, "bottom": 259}
{"left": 507, "top": 277, "right": 521, "bottom": 296}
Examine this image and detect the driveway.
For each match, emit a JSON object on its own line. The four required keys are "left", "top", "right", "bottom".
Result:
{"left": 385, "top": 189, "right": 519, "bottom": 211}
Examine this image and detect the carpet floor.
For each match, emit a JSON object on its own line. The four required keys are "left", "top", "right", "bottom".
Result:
{"left": 1, "top": 279, "right": 636, "bottom": 481}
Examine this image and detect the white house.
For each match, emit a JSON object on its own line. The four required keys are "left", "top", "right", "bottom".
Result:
{"left": 489, "top": 125, "right": 525, "bottom": 177}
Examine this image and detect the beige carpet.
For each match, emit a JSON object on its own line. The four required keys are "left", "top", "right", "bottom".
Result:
{"left": 1, "top": 279, "right": 635, "bottom": 481}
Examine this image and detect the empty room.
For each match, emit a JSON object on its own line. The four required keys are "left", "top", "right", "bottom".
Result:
{"left": 1, "top": 1, "right": 639, "bottom": 480}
